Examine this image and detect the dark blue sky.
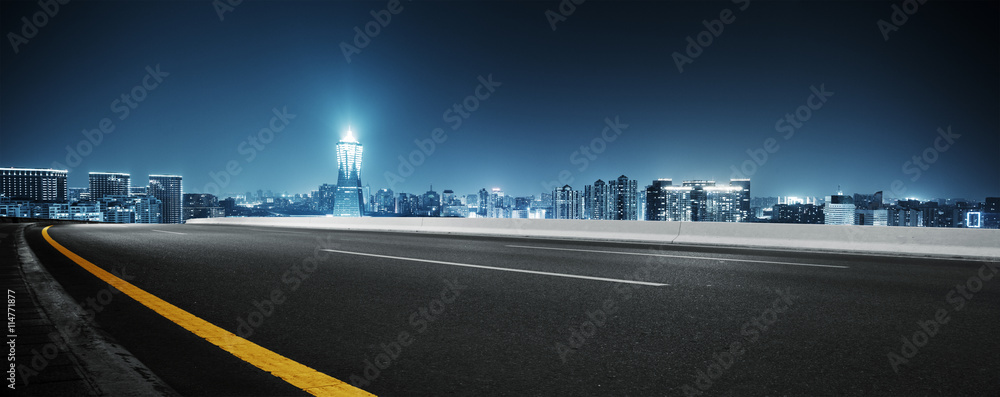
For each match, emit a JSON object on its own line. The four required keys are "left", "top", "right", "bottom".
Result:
{"left": 1, "top": 0, "right": 997, "bottom": 200}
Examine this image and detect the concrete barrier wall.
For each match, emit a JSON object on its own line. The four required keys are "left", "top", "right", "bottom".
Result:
{"left": 185, "top": 217, "right": 1000, "bottom": 260}
{"left": 0, "top": 217, "right": 99, "bottom": 225}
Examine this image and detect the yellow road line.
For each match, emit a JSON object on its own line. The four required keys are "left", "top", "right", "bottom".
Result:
{"left": 42, "top": 225, "right": 374, "bottom": 397}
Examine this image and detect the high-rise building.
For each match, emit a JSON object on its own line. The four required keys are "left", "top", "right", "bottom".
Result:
{"left": 420, "top": 187, "right": 441, "bottom": 217}
{"left": 608, "top": 175, "right": 638, "bottom": 220}
{"left": 395, "top": 193, "right": 419, "bottom": 216}
{"left": 664, "top": 186, "right": 693, "bottom": 221}
{"left": 584, "top": 180, "right": 609, "bottom": 220}
{"left": 682, "top": 180, "right": 713, "bottom": 222}
{"left": 364, "top": 183, "right": 373, "bottom": 213}
{"left": 477, "top": 188, "right": 489, "bottom": 217}
{"left": 1, "top": 168, "right": 67, "bottom": 202}
{"left": 442, "top": 190, "right": 455, "bottom": 206}
{"left": 824, "top": 193, "right": 855, "bottom": 225}
{"left": 645, "top": 178, "right": 747, "bottom": 222}
{"left": 704, "top": 184, "right": 742, "bottom": 223}
{"left": 484, "top": 188, "right": 513, "bottom": 218}
{"left": 553, "top": 185, "right": 583, "bottom": 220}
{"left": 148, "top": 175, "right": 182, "bottom": 224}
{"left": 375, "top": 188, "right": 395, "bottom": 214}
{"left": 645, "top": 179, "right": 672, "bottom": 221}
{"left": 982, "top": 197, "right": 1000, "bottom": 229}
{"left": 730, "top": 179, "right": 751, "bottom": 221}
{"left": 317, "top": 183, "right": 337, "bottom": 213}
{"left": 89, "top": 172, "right": 131, "bottom": 199}
{"left": 332, "top": 129, "right": 364, "bottom": 217}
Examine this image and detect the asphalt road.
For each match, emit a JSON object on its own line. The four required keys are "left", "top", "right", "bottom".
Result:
{"left": 23, "top": 223, "right": 1000, "bottom": 396}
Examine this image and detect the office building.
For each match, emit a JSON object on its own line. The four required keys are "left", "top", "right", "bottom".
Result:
{"left": 332, "top": 129, "right": 364, "bottom": 217}
{"left": 1, "top": 167, "right": 67, "bottom": 202}
{"left": 645, "top": 178, "right": 748, "bottom": 222}
{"left": 886, "top": 206, "right": 923, "bottom": 227}
{"left": 824, "top": 193, "right": 855, "bottom": 225}
{"left": 982, "top": 197, "right": 999, "bottom": 229}
{"left": 149, "top": 175, "right": 183, "bottom": 224}
{"left": 183, "top": 193, "right": 225, "bottom": 221}
{"left": 89, "top": 172, "right": 131, "bottom": 199}
{"left": 772, "top": 204, "right": 824, "bottom": 224}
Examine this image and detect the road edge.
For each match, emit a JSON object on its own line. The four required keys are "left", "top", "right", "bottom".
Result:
{"left": 16, "top": 224, "right": 179, "bottom": 396}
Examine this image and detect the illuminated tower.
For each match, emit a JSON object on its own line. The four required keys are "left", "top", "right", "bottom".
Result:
{"left": 332, "top": 128, "right": 364, "bottom": 217}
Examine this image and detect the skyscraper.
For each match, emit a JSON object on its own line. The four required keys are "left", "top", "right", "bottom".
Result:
{"left": 148, "top": 175, "right": 182, "bottom": 224}
{"left": 332, "top": 129, "right": 364, "bottom": 217}
{"left": 420, "top": 187, "right": 441, "bottom": 217}
{"left": 645, "top": 179, "right": 672, "bottom": 221}
{"left": 477, "top": 188, "right": 489, "bottom": 217}
{"left": 664, "top": 186, "right": 693, "bottom": 221}
{"left": 608, "top": 175, "right": 638, "bottom": 220}
{"left": 89, "top": 172, "right": 131, "bottom": 199}
{"left": 646, "top": 178, "right": 747, "bottom": 222}
{"left": 317, "top": 183, "right": 337, "bottom": 213}
{"left": 730, "top": 178, "right": 751, "bottom": 221}
{"left": 585, "top": 179, "right": 610, "bottom": 220}
{"left": 1, "top": 167, "right": 67, "bottom": 202}
{"left": 553, "top": 185, "right": 583, "bottom": 220}
{"left": 375, "top": 188, "right": 395, "bottom": 214}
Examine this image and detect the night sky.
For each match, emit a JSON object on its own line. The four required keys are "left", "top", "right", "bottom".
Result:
{"left": 1, "top": 0, "right": 997, "bottom": 200}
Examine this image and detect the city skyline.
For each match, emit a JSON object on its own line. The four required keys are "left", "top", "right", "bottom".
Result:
{"left": 1, "top": 1, "right": 997, "bottom": 199}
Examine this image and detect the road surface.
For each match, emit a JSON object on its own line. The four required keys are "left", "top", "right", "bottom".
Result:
{"left": 23, "top": 223, "right": 1000, "bottom": 396}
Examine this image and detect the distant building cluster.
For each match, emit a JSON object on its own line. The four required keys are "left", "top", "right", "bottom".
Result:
{"left": 4, "top": 130, "right": 997, "bottom": 229}
{"left": 1, "top": 168, "right": 182, "bottom": 224}
{"left": 752, "top": 191, "right": 996, "bottom": 228}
